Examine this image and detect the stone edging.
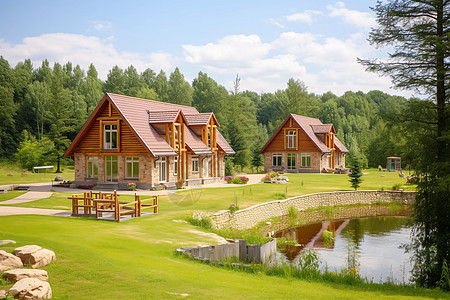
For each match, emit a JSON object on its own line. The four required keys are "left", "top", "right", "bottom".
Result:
{"left": 210, "top": 190, "right": 416, "bottom": 230}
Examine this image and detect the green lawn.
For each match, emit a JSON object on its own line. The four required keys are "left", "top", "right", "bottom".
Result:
{"left": 0, "top": 162, "right": 74, "bottom": 185}
{"left": 0, "top": 190, "right": 26, "bottom": 202}
{"left": 1, "top": 169, "right": 441, "bottom": 299}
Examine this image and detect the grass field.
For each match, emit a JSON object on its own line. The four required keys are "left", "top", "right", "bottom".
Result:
{"left": 0, "top": 162, "right": 74, "bottom": 185}
{"left": 2, "top": 168, "right": 445, "bottom": 299}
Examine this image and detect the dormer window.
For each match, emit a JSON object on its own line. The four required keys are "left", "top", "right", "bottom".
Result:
{"left": 104, "top": 124, "right": 118, "bottom": 149}
{"left": 286, "top": 130, "right": 296, "bottom": 149}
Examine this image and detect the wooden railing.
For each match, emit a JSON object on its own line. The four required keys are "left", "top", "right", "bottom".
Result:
{"left": 69, "top": 191, "right": 158, "bottom": 222}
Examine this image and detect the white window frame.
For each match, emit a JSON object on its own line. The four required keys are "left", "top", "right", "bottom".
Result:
{"left": 174, "top": 156, "right": 178, "bottom": 175}
{"left": 104, "top": 124, "right": 118, "bottom": 149}
{"left": 159, "top": 157, "right": 167, "bottom": 183}
{"left": 126, "top": 157, "right": 139, "bottom": 179}
{"left": 301, "top": 153, "right": 311, "bottom": 168}
{"left": 287, "top": 153, "right": 296, "bottom": 170}
{"left": 286, "top": 130, "right": 296, "bottom": 149}
{"left": 87, "top": 156, "right": 98, "bottom": 178}
{"left": 272, "top": 153, "right": 282, "bottom": 167}
{"left": 192, "top": 157, "right": 199, "bottom": 173}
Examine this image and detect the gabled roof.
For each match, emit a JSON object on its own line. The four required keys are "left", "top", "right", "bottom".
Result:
{"left": 259, "top": 114, "right": 348, "bottom": 154}
{"left": 65, "top": 93, "right": 234, "bottom": 157}
{"left": 148, "top": 110, "right": 181, "bottom": 124}
{"left": 184, "top": 112, "right": 219, "bottom": 126}
{"left": 216, "top": 130, "right": 235, "bottom": 154}
{"left": 311, "top": 124, "right": 334, "bottom": 134}
{"left": 184, "top": 127, "right": 212, "bottom": 155}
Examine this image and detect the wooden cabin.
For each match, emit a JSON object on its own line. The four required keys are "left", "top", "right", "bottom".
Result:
{"left": 259, "top": 114, "right": 348, "bottom": 173}
{"left": 64, "top": 93, "right": 235, "bottom": 189}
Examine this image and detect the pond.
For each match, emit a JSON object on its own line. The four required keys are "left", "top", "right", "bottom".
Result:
{"left": 274, "top": 216, "right": 413, "bottom": 284}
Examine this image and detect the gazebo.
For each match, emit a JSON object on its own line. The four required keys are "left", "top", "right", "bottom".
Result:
{"left": 386, "top": 157, "right": 401, "bottom": 172}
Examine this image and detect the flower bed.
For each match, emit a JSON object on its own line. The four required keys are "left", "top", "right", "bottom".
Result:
{"left": 226, "top": 176, "right": 249, "bottom": 184}
{"left": 77, "top": 184, "right": 94, "bottom": 189}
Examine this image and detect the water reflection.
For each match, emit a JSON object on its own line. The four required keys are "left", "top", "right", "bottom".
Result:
{"left": 275, "top": 216, "right": 412, "bottom": 284}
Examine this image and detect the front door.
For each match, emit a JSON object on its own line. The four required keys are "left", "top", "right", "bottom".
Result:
{"left": 105, "top": 156, "right": 118, "bottom": 182}
{"left": 159, "top": 157, "right": 166, "bottom": 182}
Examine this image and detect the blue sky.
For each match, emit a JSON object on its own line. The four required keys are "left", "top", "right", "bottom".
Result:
{"left": 0, "top": 1, "right": 410, "bottom": 97}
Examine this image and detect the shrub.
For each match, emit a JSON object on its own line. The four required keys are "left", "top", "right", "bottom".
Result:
{"left": 175, "top": 181, "right": 183, "bottom": 189}
{"left": 77, "top": 184, "right": 94, "bottom": 189}
{"left": 262, "top": 174, "right": 271, "bottom": 182}
{"left": 229, "top": 203, "right": 240, "bottom": 213}
{"left": 239, "top": 176, "right": 249, "bottom": 184}
{"left": 186, "top": 212, "right": 212, "bottom": 229}
{"left": 128, "top": 182, "right": 137, "bottom": 190}
{"left": 225, "top": 176, "right": 233, "bottom": 183}
{"left": 287, "top": 206, "right": 298, "bottom": 218}
{"left": 323, "top": 230, "right": 334, "bottom": 246}
{"left": 392, "top": 183, "right": 402, "bottom": 191}
{"left": 232, "top": 177, "right": 241, "bottom": 184}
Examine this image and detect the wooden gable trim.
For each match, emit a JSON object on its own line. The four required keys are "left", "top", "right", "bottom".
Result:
{"left": 64, "top": 93, "right": 153, "bottom": 157}
{"left": 65, "top": 94, "right": 110, "bottom": 156}
{"left": 260, "top": 114, "right": 294, "bottom": 153}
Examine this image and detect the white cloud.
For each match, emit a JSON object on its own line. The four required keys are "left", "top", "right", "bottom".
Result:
{"left": 327, "top": 2, "right": 376, "bottom": 28}
{"left": 268, "top": 18, "right": 285, "bottom": 29}
{"left": 285, "top": 10, "right": 322, "bottom": 24}
{"left": 0, "top": 33, "right": 174, "bottom": 79}
{"left": 183, "top": 34, "right": 272, "bottom": 68}
{"left": 93, "top": 21, "right": 112, "bottom": 31}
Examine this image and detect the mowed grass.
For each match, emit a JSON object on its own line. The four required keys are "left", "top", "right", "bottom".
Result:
{"left": 0, "top": 190, "right": 26, "bottom": 202}
{"left": 0, "top": 163, "right": 74, "bottom": 185}
{"left": 1, "top": 168, "right": 438, "bottom": 299}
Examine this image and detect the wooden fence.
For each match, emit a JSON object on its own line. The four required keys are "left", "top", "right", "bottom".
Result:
{"left": 68, "top": 191, "right": 158, "bottom": 222}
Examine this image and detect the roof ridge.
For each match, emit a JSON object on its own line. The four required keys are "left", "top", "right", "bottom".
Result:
{"left": 107, "top": 93, "right": 196, "bottom": 110}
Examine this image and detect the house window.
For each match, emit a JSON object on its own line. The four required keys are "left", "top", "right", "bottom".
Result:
{"left": 192, "top": 157, "right": 199, "bottom": 173}
{"left": 159, "top": 157, "right": 166, "bottom": 182}
{"left": 207, "top": 129, "right": 211, "bottom": 148}
{"left": 286, "top": 130, "right": 296, "bottom": 149}
{"left": 287, "top": 153, "right": 296, "bottom": 170}
{"left": 104, "top": 124, "right": 118, "bottom": 149}
{"left": 301, "top": 153, "right": 311, "bottom": 167}
{"left": 174, "top": 156, "right": 178, "bottom": 175}
{"left": 87, "top": 156, "right": 98, "bottom": 178}
{"left": 126, "top": 157, "right": 139, "bottom": 179}
{"left": 272, "top": 153, "right": 282, "bottom": 167}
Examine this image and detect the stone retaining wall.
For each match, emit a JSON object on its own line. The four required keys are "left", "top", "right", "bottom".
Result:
{"left": 211, "top": 190, "right": 416, "bottom": 230}
{"left": 177, "top": 239, "right": 277, "bottom": 264}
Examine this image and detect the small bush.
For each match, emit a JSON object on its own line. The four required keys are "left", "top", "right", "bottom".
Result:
{"left": 273, "top": 193, "right": 286, "bottom": 200}
{"left": 323, "top": 230, "right": 334, "bottom": 246}
{"left": 225, "top": 176, "right": 233, "bottom": 183}
{"left": 392, "top": 183, "right": 402, "bottom": 191}
{"left": 186, "top": 212, "right": 212, "bottom": 229}
{"left": 229, "top": 203, "right": 240, "bottom": 213}
{"left": 232, "top": 177, "right": 241, "bottom": 184}
{"left": 287, "top": 206, "right": 298, "bottom": 218}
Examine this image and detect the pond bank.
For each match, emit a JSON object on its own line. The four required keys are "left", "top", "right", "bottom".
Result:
{"left": 211, "top": 190, "right": 416, "bottom": 230}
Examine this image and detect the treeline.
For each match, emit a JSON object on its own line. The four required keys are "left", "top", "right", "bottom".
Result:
{"left": 0, "top": 57, "right": 413, "bottom": 170}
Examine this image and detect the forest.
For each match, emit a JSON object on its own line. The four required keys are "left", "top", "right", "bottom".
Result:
{"left": 0, "top": 56, "right": 414, "bottom": 171}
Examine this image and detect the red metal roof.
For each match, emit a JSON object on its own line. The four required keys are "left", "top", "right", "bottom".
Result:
{"left": 311, "top": 124, "right": 333, "bottom": 134}
{"left": 184, "top": 127, "right": 212, "bottom": 155}
{"left": 148, "top": 110, "right": 181, "bottom": 124}
{"left": 260, "top": 114, "right": 348, "bottom": 154}
{"left": 65, "top": 93, "right": 234, "bottom": 157}
{"left": 216, "top": 130, "right": 235, "bottom": 154}
{"left": 184, "top": 113, "right": 212, "bottom": 126}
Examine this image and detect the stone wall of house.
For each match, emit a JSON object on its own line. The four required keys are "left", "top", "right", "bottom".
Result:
{"left": 211, "top": 190, "right": 417, "bottom": 230}
{"left": 139, "top": 155, "right": 153, "bottom": 184}
{"left": 311, "top": 152, "right": 322, "bottom": 172}
{"left": 74, "top": 154, "right": 86, "bottom": 181}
